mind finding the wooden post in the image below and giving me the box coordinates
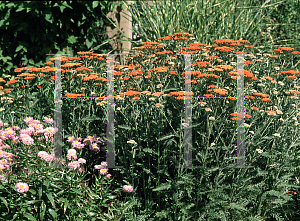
[105,1,170,65]
[106,1,132,65]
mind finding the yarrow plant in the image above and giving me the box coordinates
[0,30,300,220]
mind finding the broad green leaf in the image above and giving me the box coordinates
[46,193,56,209]
[45,14,53,23]
[67,35,77,44]
[48,208,58,219]
[93,2,99,8]
[5,3,15,9]
[16,7,25,12]
[0,197,8,208]
[43,179,50,187]
[23,213,37,221]
[152,183,171,192]
[59,5,66,13]
[86,38,93,49]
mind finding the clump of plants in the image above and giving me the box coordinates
[1,32,300,220]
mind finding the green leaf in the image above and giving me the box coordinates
[23,213,37,221]
[23,200,38,206]
[0,197,8,209]
[40,201,46,221]
[152,183,171,192]
[93,2,99,8]
[59,5,66,13]
[5,3,15,9]
[117,125,131,130]
[28,189,36,195]
[46,193,56,209]
[81,116,101,121]
[157,134,175,142]
[12,214,18,221]
[43,180,50,188]
[16,7,25,12]
[45,14,53,23]
[71,188,83,195]
[86,38,93,49]
[48,208,58,219]
[67,35,77,44]
[38,187,42,200]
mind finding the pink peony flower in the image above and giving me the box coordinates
[67,136,75,143]
[0,150,6,158]
[3,152,16,159]
[123,185,133,192]
[89,143,100,152]
[13,126,20,130]
[4,129,16,139]
[41,153,54,162]
[68,161,80,170]
[72,140,83,149]
[15,182,29,193]
[99,168,108,175]
[0,164,6,171]
[78,158,86,164]
[24,117,33,124]
[106,174,111,178]
[33,120,40,124]
[21,135,34,145]
[0,159,7,164]
[43,117,54,124]
[0,120,3,127]
[66,149,77,160]
[43,127,57,135]
[101,161,108,167]
[38,151,48,157]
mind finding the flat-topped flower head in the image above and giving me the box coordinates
[67,136,75,143]
[100,168,108,175]
[15,182,29,193]
[43,117,54,124]
[67,149,77,160]
[123,185,133,192]
[38,151,48,157]
[41,153,54,162]
[4,128,16,139]
[68,161,80,170]
[72,140,83,149]
[44,127,57,135]
[24,117,33,124]
[101,161,107,167]
[78,158,86,164]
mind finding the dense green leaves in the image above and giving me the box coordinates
[0,1,121,81]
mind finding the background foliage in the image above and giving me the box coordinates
[0,0,122,81]
[122,0,300,55]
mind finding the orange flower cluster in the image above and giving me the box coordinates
[191,61,212,68]
[280,70,300,75]
[64,93,85,98]
[284,189,298,196]
[212,88,228,95]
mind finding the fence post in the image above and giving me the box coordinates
[106,1,132,66]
